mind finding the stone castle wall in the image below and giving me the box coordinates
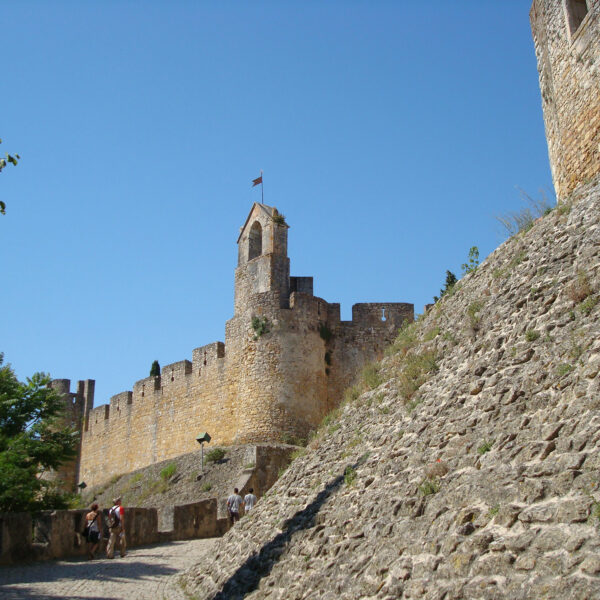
[530,0,600,199]
[62,202,413,489]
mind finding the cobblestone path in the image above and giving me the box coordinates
[0,538,218,600]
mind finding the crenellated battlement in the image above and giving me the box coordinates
[57,202,414,488]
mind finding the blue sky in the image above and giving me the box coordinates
[2,1,551,407]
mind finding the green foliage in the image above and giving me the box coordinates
[149,360,161,377]
[488,505,500,518]
[385,320,418,356]
[201,482,212,492]
[557,363,574,377]
[525,329,540,342]
[466,300,484,330]
[272,209,287,225]
[344,384,361,404]
[290,447,307,461]
[477,439,493,455]
[461,246,480,276]
[344,466,357,486]
[251,316,270,340]
[319,324,333,343]
[0,138,21,216]
[205,447,226,463]
[433,270,458,303]
[362,363,383,390]
[579,295,598,316]
[419,478,440,496]
[0,354,78,512]
[160,463,177,480]
[423,326,440,341]
[398,350,438,402]
[495,189,554,237]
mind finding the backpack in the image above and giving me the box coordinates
[106,506,121,528]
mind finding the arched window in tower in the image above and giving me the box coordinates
[248,221,262,260]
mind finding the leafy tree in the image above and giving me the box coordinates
[0,354,78,512]
[150,360,161,377]
[433,270,458,303]
[0,138,20,215]
[461,246,480,276]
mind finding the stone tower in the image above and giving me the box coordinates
[46,379,95,491]
[234,204,290,314]
[530,0,600,199]
[62,203,414,488]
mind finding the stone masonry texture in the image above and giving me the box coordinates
[59,203,413,489]
[177,176,600,600]
[531,0,600,199]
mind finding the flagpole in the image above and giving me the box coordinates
[261,170,264,203]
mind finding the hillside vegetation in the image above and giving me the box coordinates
[178,179,600,600]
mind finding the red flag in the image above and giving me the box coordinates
[252,175,263,187]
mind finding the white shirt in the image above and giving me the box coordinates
[244,493,257,511]
[227,494,243,512]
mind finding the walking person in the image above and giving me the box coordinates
[243,488,257,513]
[106,497,126,559]
[83,503,102,559]
[226,488,243,526]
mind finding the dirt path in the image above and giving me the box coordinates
[0,537,218,600]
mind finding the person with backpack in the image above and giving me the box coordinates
[83,503,102,559]
[106,497,126,559]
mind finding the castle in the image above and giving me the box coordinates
[54,0,600,493]
[54,203,413,489]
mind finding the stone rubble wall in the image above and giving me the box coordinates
[531,0,600,199]
[0,500,221,565]
[179,177,600,600]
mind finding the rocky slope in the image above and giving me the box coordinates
[177,178,600,600]
[78,445,263,515]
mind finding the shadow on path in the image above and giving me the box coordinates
[209,455,368,600]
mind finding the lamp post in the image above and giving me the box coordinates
[196,432,211,474]
[77,481,87,494]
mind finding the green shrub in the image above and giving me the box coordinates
[467,300,484,330]
[251,316,270,340]
[397,350,438,402]
[477,440,493,455]
[272,210,287,225]
[362,363,383,390]
[344,384,361,404]
[290,448,307,461]
[579,295,598,316]
[344,466,357,486]
[525,329,540,342]
[419,478,440,496]
[386,320,418,356]
[205,448,226,463]
[160,463,177,480]
[201,483,212,492]
[557,363,574,377]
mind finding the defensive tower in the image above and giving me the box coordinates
[56,204,413,489]
[530,0,600,198]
